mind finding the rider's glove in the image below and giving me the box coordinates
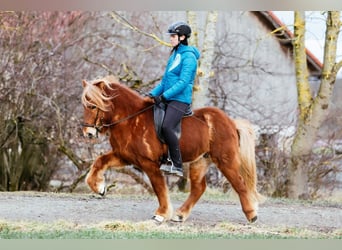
[153,95,165,105]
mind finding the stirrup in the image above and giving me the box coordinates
[169,165,183,177]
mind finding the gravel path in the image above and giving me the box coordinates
[0,192,341,233]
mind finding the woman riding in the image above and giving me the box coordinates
[149,21,200,177]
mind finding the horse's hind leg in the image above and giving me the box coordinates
[172,157,209,222]
[216,156,258,222]
[86,151,125,196]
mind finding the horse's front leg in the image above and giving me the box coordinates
[141,163,173,223]
[86,151,125,196]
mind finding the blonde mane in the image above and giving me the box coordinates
[81,75,118,111]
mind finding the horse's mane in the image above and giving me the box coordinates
[82,75,149,112]
[81,75,119,111]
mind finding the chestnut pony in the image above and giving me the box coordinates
[81,75,263,223]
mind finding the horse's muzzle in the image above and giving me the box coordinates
[83,127,98,139]
[86,132,95,139]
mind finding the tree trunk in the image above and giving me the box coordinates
[288,11,342,198]
[192,11,218,108]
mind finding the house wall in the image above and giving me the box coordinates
[210,11,298,127]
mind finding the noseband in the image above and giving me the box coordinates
[81,106,104,137]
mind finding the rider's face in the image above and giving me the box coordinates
[170,34,179,47]
[170,34,185,47]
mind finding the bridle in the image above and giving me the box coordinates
[81,106,103,136]
[81,104,154,137]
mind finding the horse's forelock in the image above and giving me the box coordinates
[82,79,115,111]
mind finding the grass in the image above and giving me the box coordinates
[0,219,341,239]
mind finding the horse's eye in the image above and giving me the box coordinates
[87,105,97,110]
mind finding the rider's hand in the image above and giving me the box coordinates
[152,95,165,105]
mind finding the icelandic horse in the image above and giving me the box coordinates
[81,75,263,223]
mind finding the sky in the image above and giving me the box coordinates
[273,11,342,78]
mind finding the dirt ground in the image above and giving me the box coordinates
[0,191,341,234]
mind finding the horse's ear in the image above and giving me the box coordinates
[98,81,106,91]
[82,80,88,88]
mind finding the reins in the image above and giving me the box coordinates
[102,104,154,127]
[81,104,154,130]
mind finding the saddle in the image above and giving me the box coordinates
[153,102,192,144]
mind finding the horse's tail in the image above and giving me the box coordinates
[234,119,265,204]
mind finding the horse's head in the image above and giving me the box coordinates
[81,76,116,138]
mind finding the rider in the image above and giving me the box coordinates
[149,21,200,177]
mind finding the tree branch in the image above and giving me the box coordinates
[116,166,154,194]
[110,11,171,47]
[293,11,312,120]
[334,60,342,75]
[58,144,89,171]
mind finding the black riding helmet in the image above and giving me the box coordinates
[167,21,191,38]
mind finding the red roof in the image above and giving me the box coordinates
[252,11,323,77]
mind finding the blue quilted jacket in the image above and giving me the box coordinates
[149,44,200,104]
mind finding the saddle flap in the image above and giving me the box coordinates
[153,103,183,143]
[153,103,166,143]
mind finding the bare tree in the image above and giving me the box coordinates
[289,11,342,198]
[0,11,92,191]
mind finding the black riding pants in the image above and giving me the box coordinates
[161,101,189,168]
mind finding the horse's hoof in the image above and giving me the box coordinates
[98,187,106,196]
[98,183,106,196]
[171,214,184,222]
[151,214,165,224]
[249,215,258,223]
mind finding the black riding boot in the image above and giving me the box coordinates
[159,101,188,178]
[168,146,183,177]
[159,134,184,177]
